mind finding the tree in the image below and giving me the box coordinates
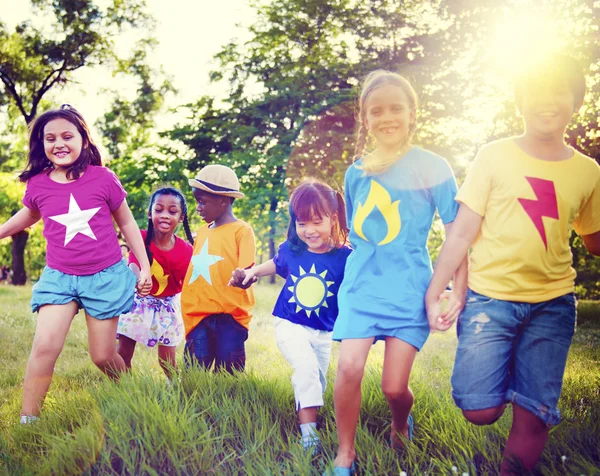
[0,0,152,284]
[169,0,455,273]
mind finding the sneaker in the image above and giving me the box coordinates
[300,435,321,456]
[20,414,39,424]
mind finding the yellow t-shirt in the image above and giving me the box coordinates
[181,220,256,335]
[457,138,600,303]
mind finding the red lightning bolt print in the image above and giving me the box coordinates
[518,177,559,250]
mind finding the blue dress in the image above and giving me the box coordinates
[333,146,459,350]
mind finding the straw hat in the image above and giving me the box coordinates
[188,164,245,198]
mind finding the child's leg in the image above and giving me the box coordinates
[333,338,374,468]
[501,293,576,472]
[117,335,137,369]
[158,345,177,380]
[21,302,79,417]
[184,317,216,370]
[502,404,549,474]
[214,314,248,374]
[382,337,417,446]
[86,313,126,379]
[275,319,330,449]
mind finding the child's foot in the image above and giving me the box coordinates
[389,414,414,449]
[323,461,355,476]
[20,414,40,424]
[300,434,321,456]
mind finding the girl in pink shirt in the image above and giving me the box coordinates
[0,104,151,424]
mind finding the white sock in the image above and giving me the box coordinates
[300,422,318,444]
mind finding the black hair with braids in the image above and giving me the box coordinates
[144,187,194,264]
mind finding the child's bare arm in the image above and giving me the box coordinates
[0,207,41,240]
[425,204,482,331]
[229,259,277,288]
[112,201,152,296]
[582,230,600,256]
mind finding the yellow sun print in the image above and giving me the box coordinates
[287,264,334,317]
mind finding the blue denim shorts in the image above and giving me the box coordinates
[451,289,576,426]
[31,260,137,320]
[184,313,249,374]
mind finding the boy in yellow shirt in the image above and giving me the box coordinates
[426,54,600,473]
[181,164,256,373]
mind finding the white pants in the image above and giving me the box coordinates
[274,318,333,410]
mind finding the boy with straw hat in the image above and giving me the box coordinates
[182,164,256,374]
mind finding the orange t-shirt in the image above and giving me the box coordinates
[181,220,256,335]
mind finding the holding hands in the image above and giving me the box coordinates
[229,267,259,289]
[425,288,466,333]
[137,267,153,297]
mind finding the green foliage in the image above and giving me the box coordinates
[0,285,599,474]
[0,0,151,124]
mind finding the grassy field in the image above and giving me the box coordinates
[0,284,598,475]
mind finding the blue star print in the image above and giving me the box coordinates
[188,238,224,285]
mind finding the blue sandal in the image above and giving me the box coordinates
[323,462,355,476]
[407,414,414,441]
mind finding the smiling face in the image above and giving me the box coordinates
[43,118,84,169]
[295,213,334,253]
[363,83,415,153]
[150,194,184,235]
[518,78,576,140]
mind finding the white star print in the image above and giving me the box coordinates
[49,194,101,246]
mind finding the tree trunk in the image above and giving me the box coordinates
[11,230,29,285]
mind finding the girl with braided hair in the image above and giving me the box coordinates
[117,187,194,381]
[326,70,467,474]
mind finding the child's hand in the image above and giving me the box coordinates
[228,267,258,289]
[137,268,152,297]
[428,289,465,332]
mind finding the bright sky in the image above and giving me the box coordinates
[0,0,255,130]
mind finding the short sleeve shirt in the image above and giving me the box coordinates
[456,138,600,302]
[129,230,194,297]
[273,242,352,331]
[23,166,127,275]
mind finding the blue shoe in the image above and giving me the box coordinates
[300,435,321,457]
[407,414,414,441]
[323,462,355,476]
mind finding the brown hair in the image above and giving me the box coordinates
[287,179,348,253]
[354,70,418,174]
[20,104,102,182]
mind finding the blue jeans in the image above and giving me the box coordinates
[451,289,576,426]
[184,314,249,374]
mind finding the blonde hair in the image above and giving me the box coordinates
[354,70,418,174]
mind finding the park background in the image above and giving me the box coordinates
[0,1,599,474]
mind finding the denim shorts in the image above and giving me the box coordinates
[184,313,249,374]
[31,260,137,320]
[451,289,576,426]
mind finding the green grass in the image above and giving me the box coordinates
[0,284,599,475]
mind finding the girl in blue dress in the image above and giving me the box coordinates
[328,70,468,474]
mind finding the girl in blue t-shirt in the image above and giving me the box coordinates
[230,179,351,454]
[328,70,468,474]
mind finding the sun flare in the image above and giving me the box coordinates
[491,11,561,74]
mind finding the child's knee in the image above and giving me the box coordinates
[462,405,505,425]
[90,350,117,369]
[337,357,366,382]
[31,339,63,362]
[381,383,412,402]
